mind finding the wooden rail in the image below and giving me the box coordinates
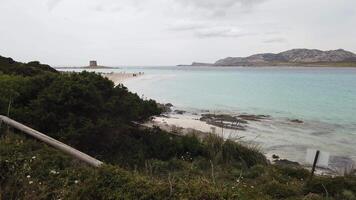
[0,115,103,168]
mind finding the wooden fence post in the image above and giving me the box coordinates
[0,115,103,168]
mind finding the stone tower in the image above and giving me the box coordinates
[89,60,98,67]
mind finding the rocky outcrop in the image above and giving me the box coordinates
[187,49,356,67]
[199,113,270,131]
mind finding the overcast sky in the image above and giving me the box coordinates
[1,0,356,66]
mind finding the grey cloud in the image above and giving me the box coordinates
[168,20,207,31]
[177,0,265,9]
[263,38,287,43]
[176,0,266,16]
[169,20,253,38]
[195,27,252,38]
[47,0,63,11]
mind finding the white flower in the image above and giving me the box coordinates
[74,180,79,184]
[26,175,31,179]
[32,156,36,159]
[50,170,57,174]
[29,181,33,184]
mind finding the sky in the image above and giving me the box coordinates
[0,0,356,66]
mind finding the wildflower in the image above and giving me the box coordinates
[29,181,33,184]
[26,175,31,179]
[50,170,60,174]
[250,186,254,189]
[32,156,36,159]
[74,180,79,184]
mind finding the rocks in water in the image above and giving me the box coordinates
[200,114,248,124]
[289,119,303,124]
[199,113,271,131]
[207,121,247,131]
[200,114,248,131]
[238,114,270,122]
[272,154,280,160]
[174,110,186,115]
[165,103,173,107]
[157,103,173,113]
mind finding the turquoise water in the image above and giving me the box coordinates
[59,66,356,166]
[122,66,356,125]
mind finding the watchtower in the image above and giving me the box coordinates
[89,60,98,67]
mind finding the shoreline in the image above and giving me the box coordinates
[98,68,356,175]
[146,108,356,176]
[103,72,144,84]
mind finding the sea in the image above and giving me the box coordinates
[59,66,356,172]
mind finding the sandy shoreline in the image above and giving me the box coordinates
[103,72,144,84]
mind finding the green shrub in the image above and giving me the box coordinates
[262,180,299,199]
[304,176,356,198]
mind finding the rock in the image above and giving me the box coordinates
[174,110,186,115]
[157,103,173,113]
[200,114,248,131]
[237,114,270,122]
[289,119,303,124]
[165,103,173,107]
[274,159,300,167]
[200,114,248,124]
[272,154,280,159]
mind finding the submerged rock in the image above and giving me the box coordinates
[238,114,270,122]
[289,119,304,124]
[200,114,248,130]
[165,103,173,107]
[157,103,173,113]
[174,110,186,115]
[200,114,248,124]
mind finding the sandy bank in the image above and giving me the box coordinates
[103,72,144,84]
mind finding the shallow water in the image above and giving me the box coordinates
[59,66,356,169]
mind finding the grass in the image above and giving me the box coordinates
[1,129,356,199]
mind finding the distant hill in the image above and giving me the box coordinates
[0,55,57,76]
[183,49,356,67]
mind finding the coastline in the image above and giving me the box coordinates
[145,108,356,176]
[102,67,356,175]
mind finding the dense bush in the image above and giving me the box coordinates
[0,71,166,165]
[0,55,57,76]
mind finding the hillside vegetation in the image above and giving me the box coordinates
[1,55,356,199]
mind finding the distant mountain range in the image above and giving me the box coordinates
[181,49,356,67]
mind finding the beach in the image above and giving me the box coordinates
[103,72,144,84]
